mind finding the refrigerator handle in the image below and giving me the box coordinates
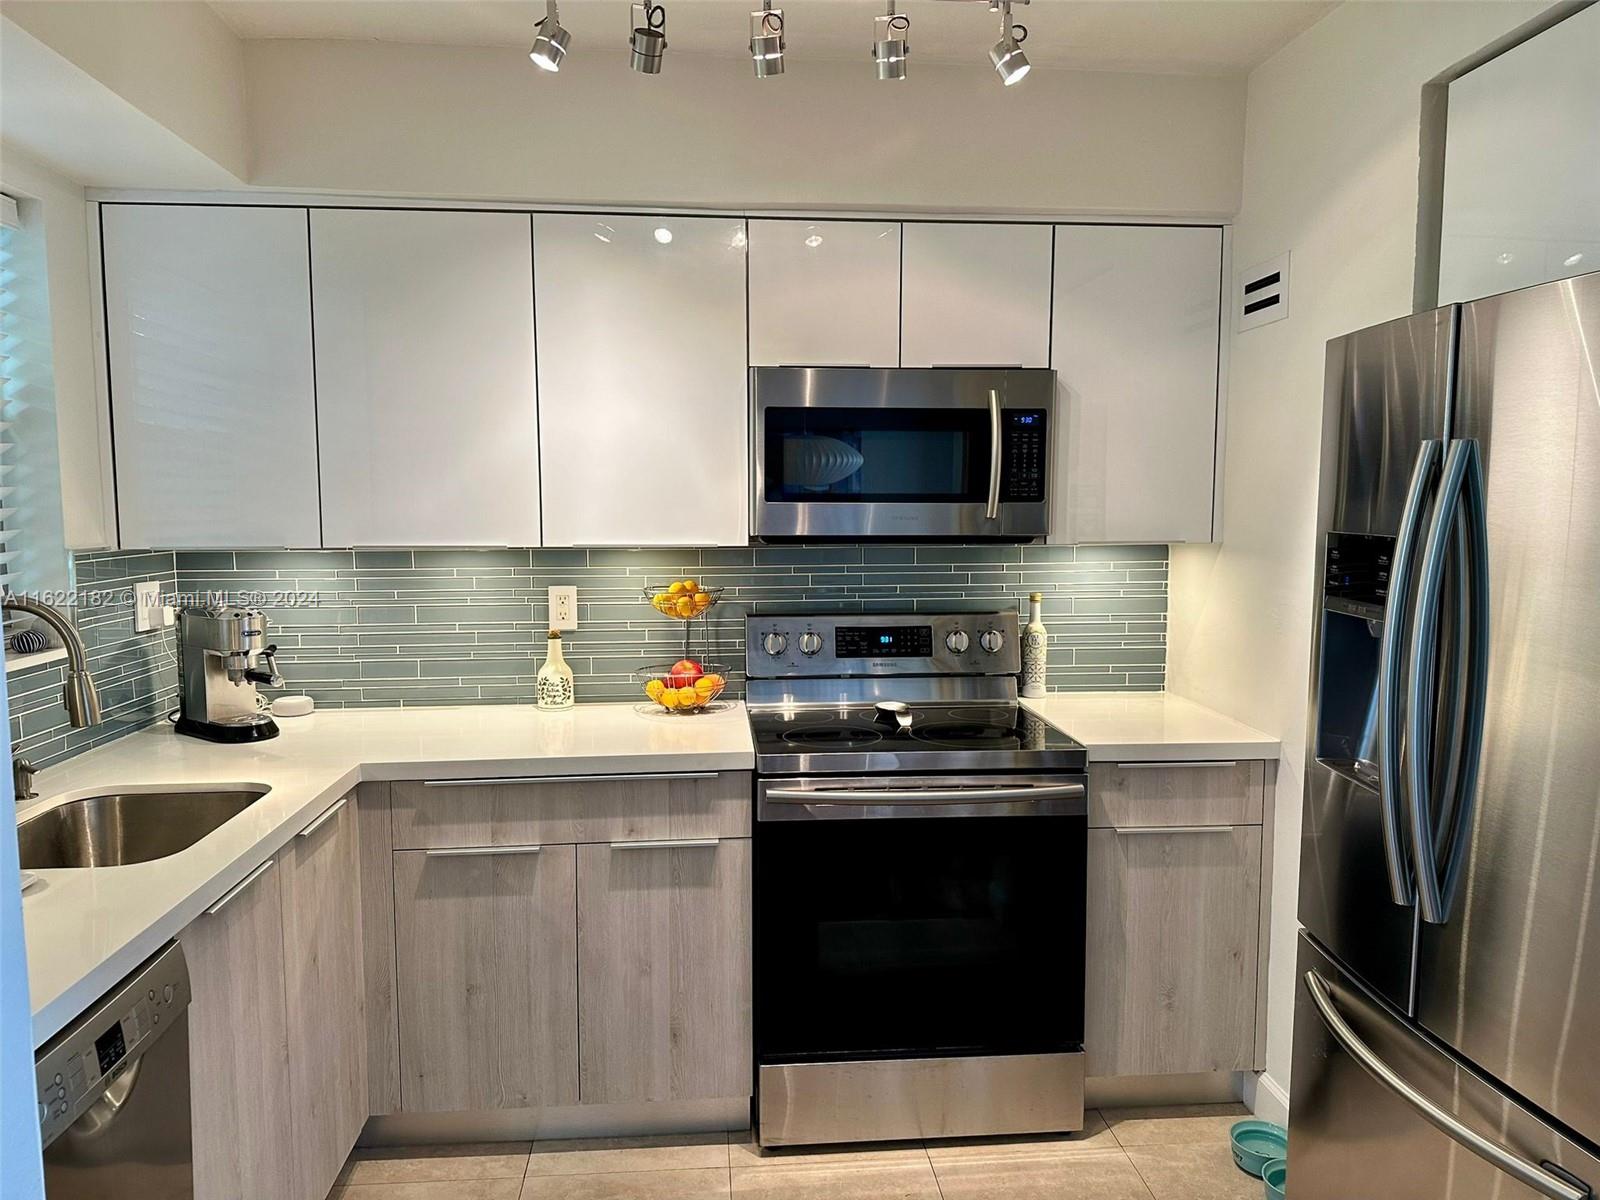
[1406,439,1479,925]
[1304,970,1591,1200]
[1437,440,1491,919]
[1378,439,1441,907]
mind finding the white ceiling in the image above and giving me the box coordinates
[207,0,1336,74]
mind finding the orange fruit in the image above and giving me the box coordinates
[681,579,700,592]
[693,591,712,610]
[675,596,695,617]
[668,581,687,595]
[695,674,721,698]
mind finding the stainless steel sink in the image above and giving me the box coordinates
[17,787,270,869]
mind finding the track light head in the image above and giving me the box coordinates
[873,3,910,80]
[529,0,570,72]
[990,1,1029,85]
[630,1,668,74]
[750,2,785,78]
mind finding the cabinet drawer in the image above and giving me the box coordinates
[391,771,751,849]
[1088,760,1264,828]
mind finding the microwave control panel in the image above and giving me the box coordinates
[1001,410,1048,502]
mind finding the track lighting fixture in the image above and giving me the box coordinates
[630,1,668,74]
[872,1,910,80]
[529,0,570,71]
[750,1,785,78]
[989,0,1030,86]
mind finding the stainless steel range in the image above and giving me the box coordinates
[747,611,1088,1148]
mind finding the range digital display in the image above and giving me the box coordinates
[835,625,934,658]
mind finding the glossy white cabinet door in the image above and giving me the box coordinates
[748,220,900,366]
[1050,225,1222,545]
[101,205,321,549]
[534,214,748,547]
[900,223,1053,368]
[312,209,540,546]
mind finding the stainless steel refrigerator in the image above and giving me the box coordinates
[1292,271,1600,1199]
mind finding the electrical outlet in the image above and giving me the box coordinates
[548,586,578,631]
[133,580,173,632]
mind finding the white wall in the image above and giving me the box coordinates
[0,145,115,551]
[1438,0,1600,303]
[242,38,1245,216]
[2,0,249,180]
[1165,0,1554,1121]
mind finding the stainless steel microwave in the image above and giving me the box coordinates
[751,367,1054,541]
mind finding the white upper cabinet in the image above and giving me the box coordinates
[900,223,1053,368]
[102,205,321,549]
[1050,224,1223,545]
[747,220,901,367]
[311,209,540,547]
[533,214,748,547]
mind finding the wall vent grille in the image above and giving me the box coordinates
[1237,252,1289,331]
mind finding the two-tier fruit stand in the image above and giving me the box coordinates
[636,580,729,713]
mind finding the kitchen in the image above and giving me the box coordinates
[0,2,1594,1199]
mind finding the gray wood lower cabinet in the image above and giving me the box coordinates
[279,795,368,1200]
[183,859,296,1200]
[577,838,752,1104]
[393,844,581,1112]
[1085,824,1262,1077]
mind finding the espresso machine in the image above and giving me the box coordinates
[175,605,285,742]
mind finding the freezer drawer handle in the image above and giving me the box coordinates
[1304,969,1589,1200]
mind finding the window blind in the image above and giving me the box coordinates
[1,193,20,607]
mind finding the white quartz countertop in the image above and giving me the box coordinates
[19,702,755,1048]
[1022,692,1280,762]
[20,690,1276,1048]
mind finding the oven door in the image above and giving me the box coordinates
[751,367,1053,540]
[755,773,1087,1064]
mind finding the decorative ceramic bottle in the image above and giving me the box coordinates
[1021,591,1048,698]
[536,629,575,710]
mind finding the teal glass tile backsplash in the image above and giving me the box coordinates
[7,550,179,768]
[170,543,1167,710]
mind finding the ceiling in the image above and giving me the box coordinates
[207,0,1336,75]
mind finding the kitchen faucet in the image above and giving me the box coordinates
[3,594,101,800]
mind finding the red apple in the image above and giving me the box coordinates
[668,658,704,688]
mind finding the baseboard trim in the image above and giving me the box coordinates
[360,1098,751,1146]
[1086,1071,1243,1109]
[1243,1070,1290,1124]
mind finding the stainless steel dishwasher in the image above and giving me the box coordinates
[35,941,193,1199]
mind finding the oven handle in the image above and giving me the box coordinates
[986,388,1003,521]
[765,783,1085,805]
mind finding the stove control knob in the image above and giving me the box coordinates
[979,629,1005,654]
[799,632,824,657]
[762,632,789,657]
[945,630,970,654]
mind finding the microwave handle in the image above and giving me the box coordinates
[986,389,1002,520]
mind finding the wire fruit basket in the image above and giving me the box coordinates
[638,579,728,714]
[637,662,730,714]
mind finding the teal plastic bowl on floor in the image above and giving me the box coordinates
[1263,1157,1287,1199]
[1230,1120,1288,1177]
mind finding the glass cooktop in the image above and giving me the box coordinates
[749,703,1086,776]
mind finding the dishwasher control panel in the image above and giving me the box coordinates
[35,940,191,1150]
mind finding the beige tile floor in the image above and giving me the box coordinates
[327,1104,1262,1200]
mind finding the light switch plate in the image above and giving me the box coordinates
[133,580,173,632]
[548,586,578,631]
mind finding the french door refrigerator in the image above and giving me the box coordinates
[1292,271,1600,1199]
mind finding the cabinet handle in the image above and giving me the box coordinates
[609,838,720,850]
[423,844,543,857]
[1112,825,1234,836]
[1113,761,1239,769]
[205,859,275,916]
[422,772,719,787]
[297,794,348,839]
